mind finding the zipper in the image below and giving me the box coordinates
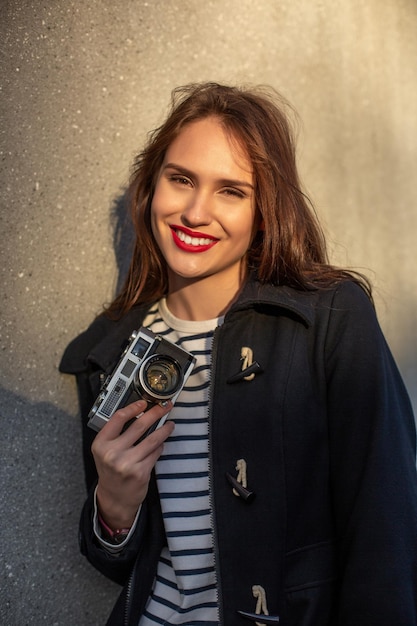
[208,324,224,625]
[124,566,135,626]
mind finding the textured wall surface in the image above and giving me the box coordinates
[1,1,416,624]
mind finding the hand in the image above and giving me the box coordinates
[92,399,174,530]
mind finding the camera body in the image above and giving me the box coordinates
[88,327,196,434]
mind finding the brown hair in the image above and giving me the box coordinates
[107,82,371,316]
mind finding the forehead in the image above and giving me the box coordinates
[164,117,253,179]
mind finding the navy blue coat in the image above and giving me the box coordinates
[60,279,417,625]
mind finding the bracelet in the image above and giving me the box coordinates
[97,512,131,544]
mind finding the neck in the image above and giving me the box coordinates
[166,273,245,321]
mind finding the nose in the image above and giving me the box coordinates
[181,190,212,227]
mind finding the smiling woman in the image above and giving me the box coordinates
[60,82,417,626]
[150,117,258,319]
[108,82,370,316]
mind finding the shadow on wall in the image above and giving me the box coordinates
[0,387,120,626]
[111,190,135,296]
[0,193,135,625]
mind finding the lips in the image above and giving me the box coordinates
[170,225,219,253]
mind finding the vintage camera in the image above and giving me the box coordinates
[88,327,196,435]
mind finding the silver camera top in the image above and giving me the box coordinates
[87,327,196,434]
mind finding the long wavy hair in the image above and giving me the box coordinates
[106,82,371,317]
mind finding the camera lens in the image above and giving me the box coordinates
[139,355,182,399]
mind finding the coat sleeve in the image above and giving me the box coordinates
[78,485,150,585]
[59,306,147,489]
[59,314,115,490]
[325,282,417,625]
[60,308,165,591]
[78,469,165,589]
[60,315,141,584]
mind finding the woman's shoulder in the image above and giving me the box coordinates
[320,280,377,329]
[59,304,151,375]
[304,279,376,331]
[241,277,374,323]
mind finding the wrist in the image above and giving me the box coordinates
[97,511,131,545]
[96,485,139,530]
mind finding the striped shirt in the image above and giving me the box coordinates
[139,298,223,626]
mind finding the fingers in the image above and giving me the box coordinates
[99,399,147,437]
[98,399,173,446]
[91,399,175,525]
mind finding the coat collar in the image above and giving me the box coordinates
[227,278,315,328]
[90,280,315,370]
[61,278,316,375]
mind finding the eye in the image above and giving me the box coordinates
[168,174,192,187]
[222,187,247,199]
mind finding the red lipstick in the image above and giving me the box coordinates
[170,225,218,253]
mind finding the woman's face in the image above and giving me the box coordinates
[151,117,257,293]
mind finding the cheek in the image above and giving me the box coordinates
[237,212,258,246]
[151,184,181,221]
[150,179,168,212]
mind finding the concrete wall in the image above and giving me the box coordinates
[1,1,416,623]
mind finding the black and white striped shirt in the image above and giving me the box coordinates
[139,298,223,625]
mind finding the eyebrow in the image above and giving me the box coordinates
[163,162,254,190]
